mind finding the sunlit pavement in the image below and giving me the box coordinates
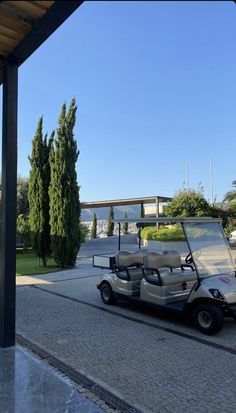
[15,236,236,413]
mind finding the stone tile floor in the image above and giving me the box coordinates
[0,346,106,413]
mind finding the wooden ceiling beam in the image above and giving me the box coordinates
[0,10,30,34]
[0,24,24,40]
[5,1,47,19]
[27,1,55,12]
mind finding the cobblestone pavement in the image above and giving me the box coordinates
[16,238,236,413]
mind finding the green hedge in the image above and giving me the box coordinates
[141,224,224,242]
[141,225,185,242]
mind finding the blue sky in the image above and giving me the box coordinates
[6,1,236,202]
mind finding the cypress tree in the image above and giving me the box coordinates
[49,98,80,267]
[107,206,114,237]
[28,117,51,266]
[17,176,29,216]
[44,130,54,255]
[91,213,97,239]
[122,212,128,235]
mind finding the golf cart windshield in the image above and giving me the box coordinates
[183,222,235,278]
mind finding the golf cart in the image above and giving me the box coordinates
[94,217,236,335]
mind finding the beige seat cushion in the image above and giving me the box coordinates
[116,268,144,281]
[160,269,196,285]
[181,269,197,282]
[144,251,197,286]
[128,268,144,281]
[143,252,163,269]
[163,250,182,268]
[144,251,181,269]
[116,250,147,267]
[160,270,185,285]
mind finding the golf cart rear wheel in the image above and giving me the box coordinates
[193,303,224,335]
[100,282,116,305]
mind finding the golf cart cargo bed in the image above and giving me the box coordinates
[93,254,116,269]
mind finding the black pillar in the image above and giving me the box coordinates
[0,63,18,347]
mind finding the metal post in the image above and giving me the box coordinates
[0,63,18,347]
[118,222,121,251]
[140,203,144,218]
[156,197,159,229]
[140,203,144,248]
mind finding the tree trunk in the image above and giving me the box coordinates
[42,256,47,267]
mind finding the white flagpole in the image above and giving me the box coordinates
[186,160,189,190]
[210,155,214,205]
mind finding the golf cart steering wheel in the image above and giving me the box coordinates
[185,252,193,264]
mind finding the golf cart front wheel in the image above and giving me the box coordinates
[193,303,224,335]
[100,282,116,305]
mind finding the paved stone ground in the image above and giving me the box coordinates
[16,237,236,413]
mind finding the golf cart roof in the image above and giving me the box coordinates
[113,217,222,224]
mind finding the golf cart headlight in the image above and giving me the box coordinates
[209,289,224,300]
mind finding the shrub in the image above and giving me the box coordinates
[79,222,90,243]
[224,218,236,238]
[17,214,30,249]
[164,187,211,217]
[141,225,185,242]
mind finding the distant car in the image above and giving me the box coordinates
[95,217,236,335]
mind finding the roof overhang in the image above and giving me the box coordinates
[0,0,84,85]
[80,196,172,209]
[113,217,222,224]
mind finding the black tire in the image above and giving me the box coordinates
[193,303,224,335]
[100,282,116,305]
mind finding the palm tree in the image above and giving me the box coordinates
[224,180,236,203]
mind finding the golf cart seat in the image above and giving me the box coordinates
[144,251,181,270]
[114,250,146,281]
[115,250,146,267]
[162,250,197,282]
[162,250,182,269]
[144,251,196,286]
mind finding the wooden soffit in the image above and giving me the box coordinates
[0,1,83,84]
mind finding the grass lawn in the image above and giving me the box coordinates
[16,251,60,276]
